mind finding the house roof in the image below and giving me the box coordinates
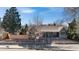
[36,25,64,32]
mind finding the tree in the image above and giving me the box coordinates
[67,18,77,40]
[33,13,43,26]
[25,24,28,31]
[64,7,79,22]
[2,7,21,34]
[64,8,79,40]
[19,28,26,35]
[19,24,28,35]
[0,18,1,27]
[28,25,37,39]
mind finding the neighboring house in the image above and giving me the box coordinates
[9,35,30,41]
[0,28,5,36]
[35,24,67,39]
[0,28,6,40]
[76,20,79,35]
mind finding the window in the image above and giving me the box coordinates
[61,31,65,35]
[43,32,59,38]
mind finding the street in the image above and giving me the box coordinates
[0,39,78,51]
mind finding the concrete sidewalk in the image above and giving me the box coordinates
[51,43,79,51]
[0,45,23,49]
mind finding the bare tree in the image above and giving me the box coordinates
[32,13,43,26]
[64,7,79,22]
[64,7,79,40]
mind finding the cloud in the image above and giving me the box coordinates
[20,8,35,14]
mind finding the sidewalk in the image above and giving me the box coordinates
[0,45,23,49]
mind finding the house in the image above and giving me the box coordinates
[75,19,79,35]
[0,28,5,35]
[35,24,67,39]
[9,35,30,41]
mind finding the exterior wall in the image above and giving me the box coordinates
[42,32,60,39]
[41,28,67,39]
[75,22,79,36]
[39,31,67,39]
[76,21,79,34]
[0,29,5,36]
[59,30,67,39]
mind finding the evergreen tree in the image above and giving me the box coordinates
[25,24,28,31]
[67,18,77,40]
[2,7,21,34]
[19,24,28,35]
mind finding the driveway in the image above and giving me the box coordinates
[50,39,79,51]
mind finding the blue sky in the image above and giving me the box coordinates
[0,7,65,25]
